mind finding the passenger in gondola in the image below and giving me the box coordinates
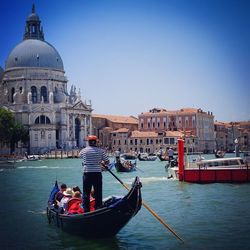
[67,191,84,214]
[55,183,67,203]
[73,186,82,196]
[59,188,73,212]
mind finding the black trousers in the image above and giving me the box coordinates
[82,172,102,212]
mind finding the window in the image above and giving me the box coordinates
[31,86,37,103]
[41,115,45,124]
[164,138,169,144]
[11,88,15,103]
[41,130,45,139]
[41,86,48,102]
[35,115,51,124]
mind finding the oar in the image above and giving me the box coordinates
[134,166,144,173]
[106,168,185,243]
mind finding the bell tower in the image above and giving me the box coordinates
[23,4,44,41]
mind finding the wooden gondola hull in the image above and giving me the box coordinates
[115,161,136,172]
[158,155,169,161]
[47,177,142,238]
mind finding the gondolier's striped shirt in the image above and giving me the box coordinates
[79,146,109,173]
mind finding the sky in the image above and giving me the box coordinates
[0,0,249,122]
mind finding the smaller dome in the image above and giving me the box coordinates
[54,91,66,103]
[27,13,40,21]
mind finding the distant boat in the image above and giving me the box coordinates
[138,153,157,161]
[158,154,169,161]
[120,153,137,160]
[167,157,250,183]
[115,154,137,172]
[24,154,40,161]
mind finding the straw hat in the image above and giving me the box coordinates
[63,188,73,196]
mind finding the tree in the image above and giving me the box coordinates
[0,107,15,143]
[0,107,29,151]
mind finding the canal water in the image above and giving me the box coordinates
[0,155,249,250]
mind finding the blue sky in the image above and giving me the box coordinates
[0,0,249,122]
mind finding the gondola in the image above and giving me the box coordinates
[138,153,157,161]
[114,156,136,172]
[47,177,142,238]
[158,154,169,161]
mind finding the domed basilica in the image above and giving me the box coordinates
[0,5,92,154]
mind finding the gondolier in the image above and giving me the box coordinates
[79,135,109,212]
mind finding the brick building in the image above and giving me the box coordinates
[92,114,138,150]
[138,108,215,153]
[214,121,250,152]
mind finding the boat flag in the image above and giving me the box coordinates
[48,180,60,204]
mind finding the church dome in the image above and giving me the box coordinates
[5,39,64,71]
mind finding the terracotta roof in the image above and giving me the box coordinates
[92,114,138,124]
[111,128,129,133]
[214,121,227,126]
[130,130,158,138]
[102,127,113,131]
[164,131,183,137]
[139,107,213,116]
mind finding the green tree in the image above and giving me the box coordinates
[0,107,29,148]
[0,107,15,142]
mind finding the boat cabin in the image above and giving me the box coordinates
[196,157,245,169]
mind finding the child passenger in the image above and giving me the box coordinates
[59,188,73,212]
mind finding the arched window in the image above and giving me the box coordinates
[41,86,48,102]
[11,88,15,103]
[75,118,80,148]
[35,115,51,124]
[31,86,37,103]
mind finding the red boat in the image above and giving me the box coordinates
[168,139,250,183]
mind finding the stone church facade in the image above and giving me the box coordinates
[0,5,92,154]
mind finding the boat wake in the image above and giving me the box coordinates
[27,210,47,215]
[125,176,171,185]
[17,166,59,169]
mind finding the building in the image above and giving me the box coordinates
[0,5,92,154]
[214,121,250,152]
[92,114,138,150]
[138,107,215,153]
